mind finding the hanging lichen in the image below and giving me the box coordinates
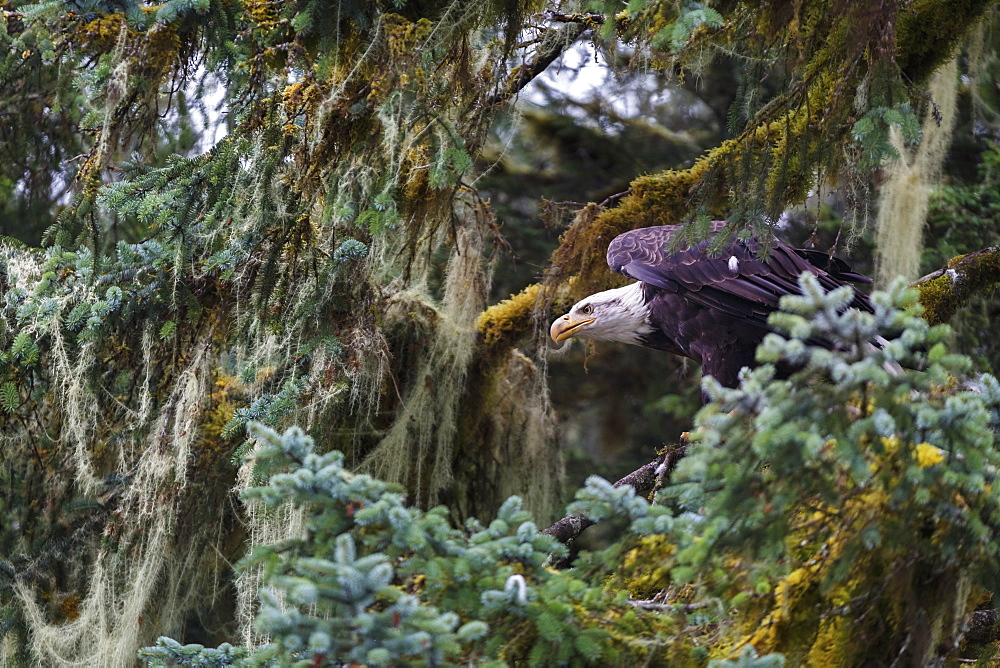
[233,469,307,651]
[0,0,587,662]
[361,215,491,506]
[876,58,961,286]
[8,330,231,666]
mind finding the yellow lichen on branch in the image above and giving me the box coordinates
[75,13,129,49]
[476,283,543,347]
[280,79,329,136]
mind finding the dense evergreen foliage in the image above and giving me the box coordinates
[1,0,999,664]
[142,281,1000,665]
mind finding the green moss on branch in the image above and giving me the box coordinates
[913,247,1000,324]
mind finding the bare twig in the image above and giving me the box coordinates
[599,189,631,207]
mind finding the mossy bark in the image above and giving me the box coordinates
[912,247,1000,325]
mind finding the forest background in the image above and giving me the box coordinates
[3,0,1000,665]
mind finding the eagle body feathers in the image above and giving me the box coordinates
[550,221,873,388]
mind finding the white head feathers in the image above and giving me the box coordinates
[554,282,653,345]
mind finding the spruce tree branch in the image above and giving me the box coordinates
[528,248,1000,552]
[533,245,1000,549]
[542,439,689,547]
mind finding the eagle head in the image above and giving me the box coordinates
[550,282,653,346]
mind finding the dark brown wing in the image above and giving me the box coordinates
[791,249,873,284]
[606,223,872,329]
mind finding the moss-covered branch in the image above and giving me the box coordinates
[476,283,544,348]
[912,246,1000,324]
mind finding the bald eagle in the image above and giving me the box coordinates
[549,221,874,388]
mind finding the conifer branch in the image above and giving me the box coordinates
[531,242,1000,551]
[542,439,688,547]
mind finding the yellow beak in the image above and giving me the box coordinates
[550,314,595,342]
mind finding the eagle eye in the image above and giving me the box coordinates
[580,304,593,315]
